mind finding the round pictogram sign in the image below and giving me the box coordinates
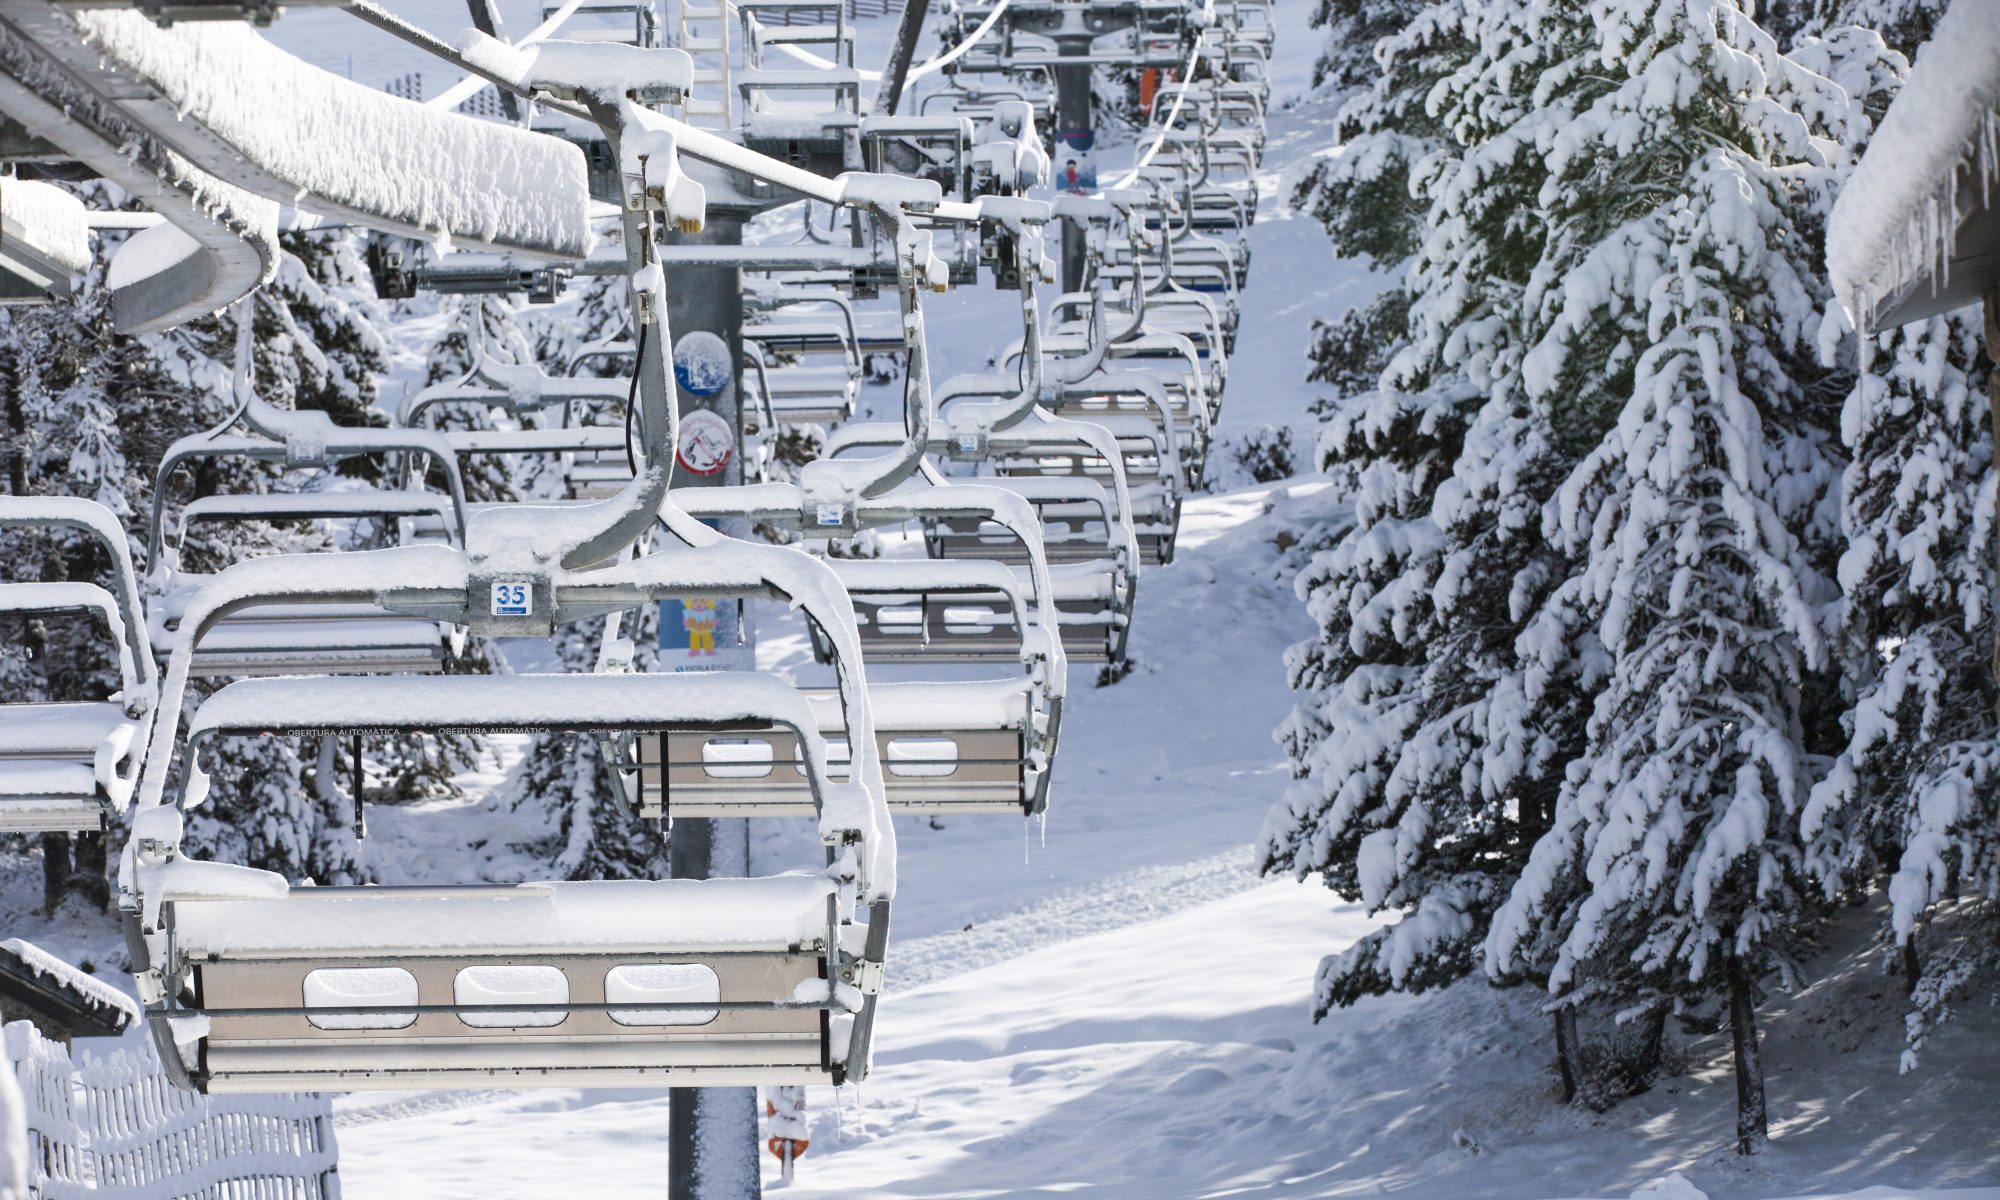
[673,331,733,399]
[676,407,736,477]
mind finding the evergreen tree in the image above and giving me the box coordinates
[421,293,533,505]
[0,283,130,912]
[1794,3,1998,1068]
[1482,0,1863,1151]
[502,608,668,881]
[1267,0,1601,1020]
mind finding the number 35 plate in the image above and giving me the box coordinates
[491,579,533,617]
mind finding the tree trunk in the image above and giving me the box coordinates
[1902,935,1922,998]
[1727,957,1768,1155]
[1635,1003,1669,1083]
[3,345,25,496]
[1553,1004,1584,1105]
[1988,288,1999,734]
[69,831,109,912]
[39,833,70,916]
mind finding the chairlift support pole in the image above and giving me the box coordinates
[664,208,763,1200]
[1054,36,1092,293]
[872,0,932,116]
[461,0,523,121]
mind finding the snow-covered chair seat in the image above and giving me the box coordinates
[150,493,466,677]
[0,700,142,833]
[1109,231,1249,290]
[1034,328,1211,428]
[131,670,887,1092]
[1042,372,1206,490]
[1102,251,1239,299]
[814,556,1041,659]
[745,362,860,427]
[751,308,906,358]
[1052,286,1235,360]
[146,868,844,1092]
[743,316,860,365]
[645,674,1056,817]
[0,496,157,832]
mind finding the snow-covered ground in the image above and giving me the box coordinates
[2,2,1995,1198]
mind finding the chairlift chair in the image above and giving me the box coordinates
[0,496,157,833]
[120,53,949,1094]
[126,659,888,1091]
[149,492,469,677]
[145,335,476,678]
[401,354,647,502]
[642,555,1062,816]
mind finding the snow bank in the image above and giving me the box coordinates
[1827,0,2000,328]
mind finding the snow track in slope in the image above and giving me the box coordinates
[887,843,1263,992]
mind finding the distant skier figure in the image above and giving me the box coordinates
[682,597,719,656]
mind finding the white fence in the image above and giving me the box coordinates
[3,1023,340,1200]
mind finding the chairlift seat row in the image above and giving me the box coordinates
[633,675,1056,817]
[826,548,1133,666]
[0,496,157,833]
[0,586,147,832]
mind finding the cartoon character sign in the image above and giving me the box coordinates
[682,597,719,656]
[1061,156,1097,194]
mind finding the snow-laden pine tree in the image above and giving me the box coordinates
[501,609,669,881]
[1481,0,1866,1151]
[1791,5,1999,1069]
[487,271,667,881]
[1308,0,1444,94]
[422,293,533,504]
[1267,0,1604,1022]
[0,277,131,912]
[1292,0,1468,270]
[1801,0,1950,58]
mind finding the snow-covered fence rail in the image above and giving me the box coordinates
[3,1022,340,1199]
[5,1023,87,1200]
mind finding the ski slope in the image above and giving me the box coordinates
[334,2,1998,1195]
[0,1,1992,1197]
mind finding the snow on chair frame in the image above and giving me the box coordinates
[631,557,1061,818]
[0,496,157,833]
[122,669,881,1093]
[0,2,594,332]
[146,328,474,678]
